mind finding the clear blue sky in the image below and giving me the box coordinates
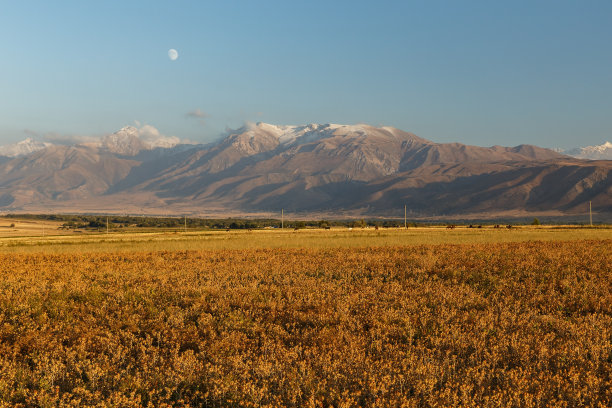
[1,0,611,148]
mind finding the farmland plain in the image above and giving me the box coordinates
[0,222,610,406]
[0,220,610,254]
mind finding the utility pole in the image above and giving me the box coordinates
[106,217,109,234]
[184,216,187,233]
[404,205,407,229]
[281,209,284,229]
[589,201,593,226]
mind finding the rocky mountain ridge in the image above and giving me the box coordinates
[0,123,609,216]
[0,138,53,158]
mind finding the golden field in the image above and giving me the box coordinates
[1,222,611,253]
[0,226,610,406]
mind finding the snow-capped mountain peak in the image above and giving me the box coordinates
[100,125,182,155]
[101,126,146,155]
[559,141,612,160]
[595,141,612,151]
[0,125,186,158]
[0,138,53,157]
[244,122,374,146]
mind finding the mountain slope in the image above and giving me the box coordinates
[362,160,611,214]
[0,123,608,217]
[129,123,569,206]
[0,145,139,207]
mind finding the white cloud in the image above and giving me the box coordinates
[137,125,182,148]
[39,124,193,149]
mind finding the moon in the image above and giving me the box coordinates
[168,49,178,61]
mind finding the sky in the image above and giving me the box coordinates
[0,0,611,149]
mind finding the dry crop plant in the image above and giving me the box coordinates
[0,240,610,407]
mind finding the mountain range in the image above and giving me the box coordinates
[0,123,610,218]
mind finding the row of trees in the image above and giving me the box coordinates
[2,214,428,230]
[2,213,555,230]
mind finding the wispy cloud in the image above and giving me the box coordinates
[186,108,209,126]
[42,132,100,145]
[23,129,40,138]
[186,108,208,119]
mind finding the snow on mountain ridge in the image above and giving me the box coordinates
[246,122,377,145]
[590,141,612,151]
[100,125,183,155]
[558,141,612,160]
[101,126,145,155]
[0,138,53,157]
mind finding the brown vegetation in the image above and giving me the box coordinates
[0,240,610,406]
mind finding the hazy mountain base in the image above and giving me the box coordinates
[3,197,610,224]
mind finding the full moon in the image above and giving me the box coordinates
[168,49,178,61]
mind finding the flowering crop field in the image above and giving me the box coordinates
[0,239,610,406]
